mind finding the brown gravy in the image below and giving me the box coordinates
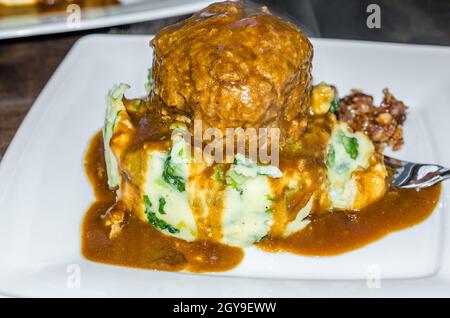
[258,185,440,255]
[82,131,243,273]
[82,130,441,272]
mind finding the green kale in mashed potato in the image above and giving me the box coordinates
[144,195,179,234]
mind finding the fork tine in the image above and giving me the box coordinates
[383,155,448,189]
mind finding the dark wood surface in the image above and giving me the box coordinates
[0,0,449,161]
[0,34,79,159]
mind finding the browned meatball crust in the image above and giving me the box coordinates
[150,1,313,141]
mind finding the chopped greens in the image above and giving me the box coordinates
[112,110,121,131]
[338,132,359,159]
[214,164,225,184]
[144,195,179,234]
[131,99,143,110]
[147,68,153,85]
[162,156,186,192]
[143,195,152,209]
[145,67,154,92]
[232,154,282,178]
[158,197,166,214]
[226,170,245,195]
[327,146,336,167]
[147,211,179,234]
[226,174,243,195]
[225,154,282,195]
[329,96,340,113]
[265,194,274,201]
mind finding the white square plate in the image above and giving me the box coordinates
[0,35,449,297]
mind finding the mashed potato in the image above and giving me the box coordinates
[104,84,388,246]
[327,122,387,210]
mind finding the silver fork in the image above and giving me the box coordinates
[384,155,450,189]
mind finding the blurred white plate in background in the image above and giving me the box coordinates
[0,0,216,40]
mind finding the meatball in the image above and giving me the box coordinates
[150,1,313,141]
